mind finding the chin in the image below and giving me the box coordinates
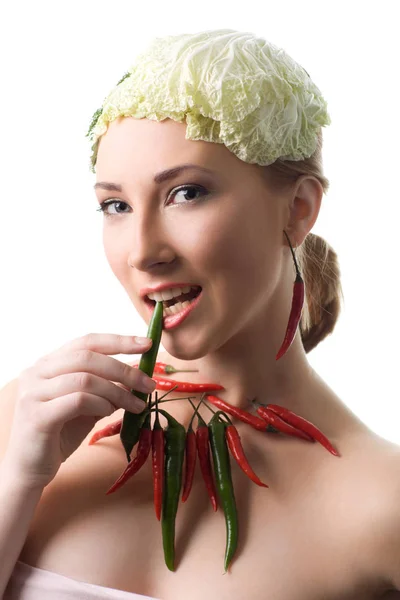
[162,335,210,363]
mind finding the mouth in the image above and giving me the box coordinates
[144,285,202,317]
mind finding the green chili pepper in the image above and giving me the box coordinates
[208,411,238,573]
[158,408,186,571]
[122,408,150,463]
[120,301,163,461]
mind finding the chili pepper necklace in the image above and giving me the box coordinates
[90,293,341,573]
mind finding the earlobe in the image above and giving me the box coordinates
[285,175,323,247]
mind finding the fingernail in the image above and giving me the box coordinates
[141,376,157,393]
[133,397,147,410]
[135,336,152,345]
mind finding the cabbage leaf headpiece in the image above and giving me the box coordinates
[86,29,331,173]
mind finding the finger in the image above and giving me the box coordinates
[37,373,148,413]
[66,333,153,354]
[38,392,124,432]
[35,347,156,394]
[39,333,153,364]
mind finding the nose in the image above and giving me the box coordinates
[127,209,176,271]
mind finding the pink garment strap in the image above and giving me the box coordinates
[4,561,159,600]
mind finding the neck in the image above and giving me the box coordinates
[193,333,313,410]
[159,329,366,442]
[156,274,366,439]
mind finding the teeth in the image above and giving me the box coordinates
[147,285,196,302]
[163,300,191,316]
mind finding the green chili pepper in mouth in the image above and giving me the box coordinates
[120,301,164,462]
[208,411,239,573]
[159,408,186,571]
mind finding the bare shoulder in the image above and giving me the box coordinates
[0,377,19,414]
[0,377,19,461]
[378,440,400,594]
[357,434,400,596]
[0,377,19,399]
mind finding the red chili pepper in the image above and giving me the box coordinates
[181,429,197,502]
[106,413,152,495]
[88,418,122,445]
[152,406,164,520]
[181,399,204,503]
[196,413,218,511]
[151,375,225,393]
[132,361,199,375]
[267,404,340,457]
[256,406,314,442]
[225,425,269,488]
[276,272,304,361]
[276,232,305,361]
[206,395,273,432]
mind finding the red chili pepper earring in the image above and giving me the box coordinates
[275,230,305,360]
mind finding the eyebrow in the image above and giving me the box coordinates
[94,164,216,192]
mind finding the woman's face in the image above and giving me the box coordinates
[95,116,289,359]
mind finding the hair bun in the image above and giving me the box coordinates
[299,233,344,353]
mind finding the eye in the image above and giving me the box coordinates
[96,200,130,217]
[167,185,209,205]
[96,185,210,218]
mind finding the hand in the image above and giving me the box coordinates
[3,334,156,490]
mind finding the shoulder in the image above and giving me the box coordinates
[0,377,19,415]
[360,438,400,594]
[0,377,19,461]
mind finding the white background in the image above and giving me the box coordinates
[1,1,399,441]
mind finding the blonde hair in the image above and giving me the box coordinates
[265,129,344,353]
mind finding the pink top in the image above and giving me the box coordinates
[4,561,159,600]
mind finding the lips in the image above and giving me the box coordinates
[139,282,202,300]
[145,286,202,308]
[144,288,203,330]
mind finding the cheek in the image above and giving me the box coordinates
[202,208,282,311]
[201,206,278,275]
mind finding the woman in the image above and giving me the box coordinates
[1,29,400,600]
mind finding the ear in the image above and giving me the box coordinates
[285,175,323,247]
